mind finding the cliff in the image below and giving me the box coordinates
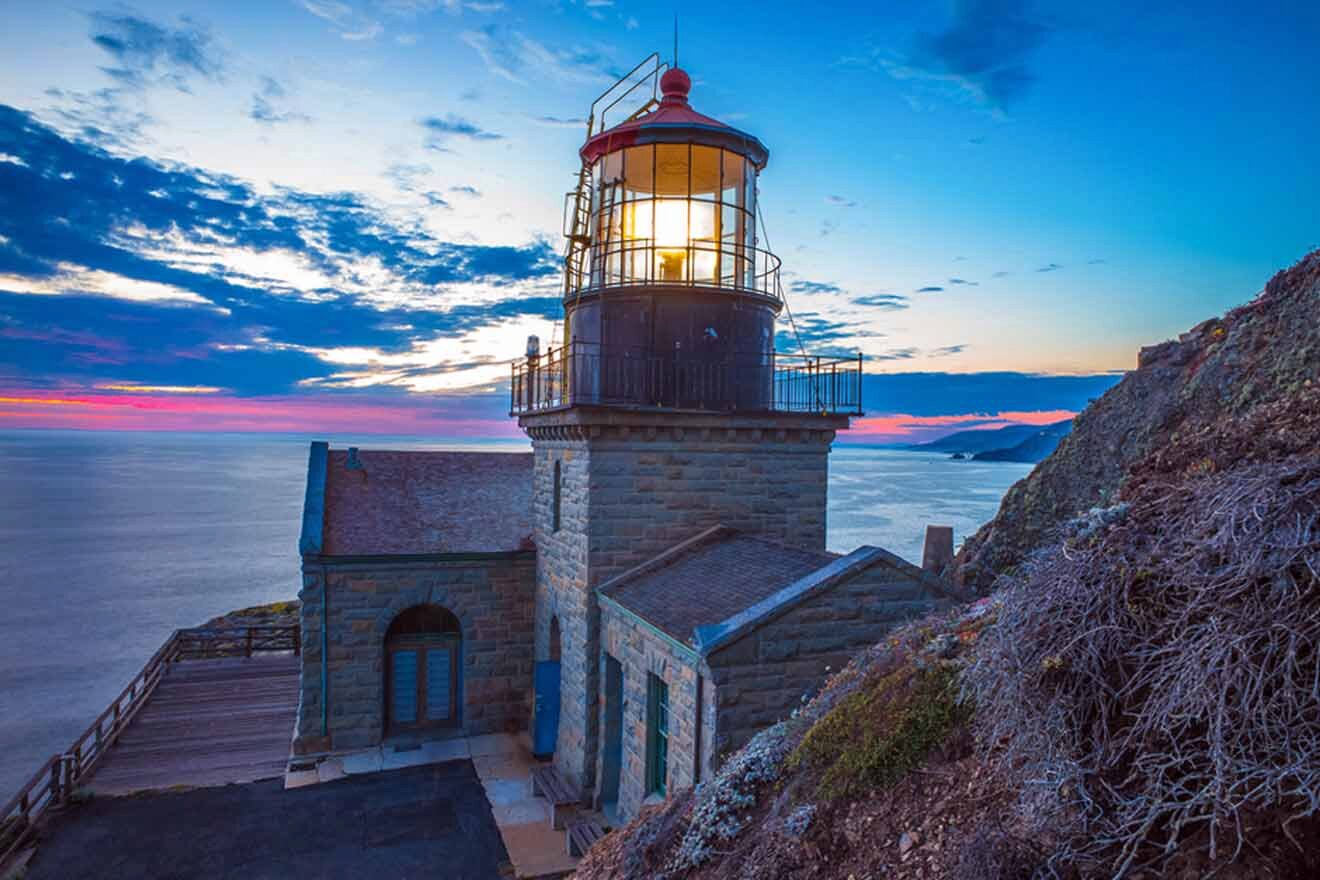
[573,249,1320,880]
[954,249,1320,591]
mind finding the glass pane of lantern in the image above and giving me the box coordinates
[691,248,717,284]
[623,199,652,241]
[744,161,757,245]
[655,144,689,196]
[624,145,653,200]
[602,149,623,184]
[654,199,688,249]
[690,201,716,242]
[690,146,720,200]
[721,151,743,207]
[721,203,741,286]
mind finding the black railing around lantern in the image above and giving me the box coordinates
[567,238,782,301]
[510,342,863,416]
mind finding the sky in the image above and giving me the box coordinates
[0,0,1316,442]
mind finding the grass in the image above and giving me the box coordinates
[786,660,973,800]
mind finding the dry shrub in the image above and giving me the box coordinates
[964,460,1320,876]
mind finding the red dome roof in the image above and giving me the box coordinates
[580,67,769,169]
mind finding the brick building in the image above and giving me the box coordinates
[292,62,959,841]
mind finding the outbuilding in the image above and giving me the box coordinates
[594,525,954,822]
[293,442,536,754]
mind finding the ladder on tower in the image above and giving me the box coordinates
[558,51,668,350]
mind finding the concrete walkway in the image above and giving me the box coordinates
[287,733,578,879]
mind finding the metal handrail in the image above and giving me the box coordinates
[568,239,782,300]
[0,623,300,869]
[511,342,863,417]
[589,52,667,137]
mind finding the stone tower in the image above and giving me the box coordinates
[512,64,862,793]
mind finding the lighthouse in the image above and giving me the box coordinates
[512,58,863,798]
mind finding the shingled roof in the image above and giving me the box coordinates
[299,442,533,556]
[597,527,840,647]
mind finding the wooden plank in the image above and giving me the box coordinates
[84,655,299,796]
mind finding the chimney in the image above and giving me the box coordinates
[346,447,363,470]
[922,525,954,575]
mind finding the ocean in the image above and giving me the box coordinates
[0,430,1031,795]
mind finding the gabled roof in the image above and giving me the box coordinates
[597,525,966,657]
[299,442,534,557]
[597,526,839,649]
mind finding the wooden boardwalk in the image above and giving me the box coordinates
[86,654,299,795]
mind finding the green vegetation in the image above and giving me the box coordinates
[787,660,972,799]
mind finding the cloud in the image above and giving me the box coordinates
[449,185,481,197]
[88,10,224,92]
[852,0,1050,114]
[297,0,382,41]
[789,279,842,296]
[948,277,978,286]
[825,194,857,207]
[915,285,944,293]
[378,0,504,15]
[873,347,919,361]
[460,26,612,86]
[776,311,883,355]
[1037,262,1062,272]
[0,105,561,396]
[250,76,311,125]
[991,270,1011,278]
[930,344,968,357]
[530,114,588,128]
[853,293,909,311]
[421,114,503,148]
[1087,258,1107,264]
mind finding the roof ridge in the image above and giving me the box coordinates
[596,524,737,597]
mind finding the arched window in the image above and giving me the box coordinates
[385,605,461,732]
[552,459,562,533]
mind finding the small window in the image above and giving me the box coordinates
[552,460,562,533]
[646,674,669,796]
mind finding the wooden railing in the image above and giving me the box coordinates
[0,624,299,868]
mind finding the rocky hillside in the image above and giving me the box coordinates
[574,249,1320,879]
[954,249,1320,592]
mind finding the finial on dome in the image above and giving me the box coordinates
[660,67,691,106]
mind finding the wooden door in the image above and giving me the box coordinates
[388,636,458,730]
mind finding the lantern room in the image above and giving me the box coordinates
[569,67,772,295]
[512,55,863,418]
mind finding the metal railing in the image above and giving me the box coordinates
[0,624,299,868]
[511,342,863,416]
[567,239,782,301]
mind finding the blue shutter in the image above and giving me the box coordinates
[392,650,418,724]
[425,648,453,721]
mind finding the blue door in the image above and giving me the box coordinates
[533,660,560,758]
[391,649,419,725]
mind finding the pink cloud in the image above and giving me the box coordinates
[847,409,1077,444]
[0,387,520,437]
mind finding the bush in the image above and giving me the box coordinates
[964,461,1320,875]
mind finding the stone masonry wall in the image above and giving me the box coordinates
[531,439,597,791]
[598,602,700,822]
[706,558,947,763]
[525,414,839,798]
[294,553,535,753]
